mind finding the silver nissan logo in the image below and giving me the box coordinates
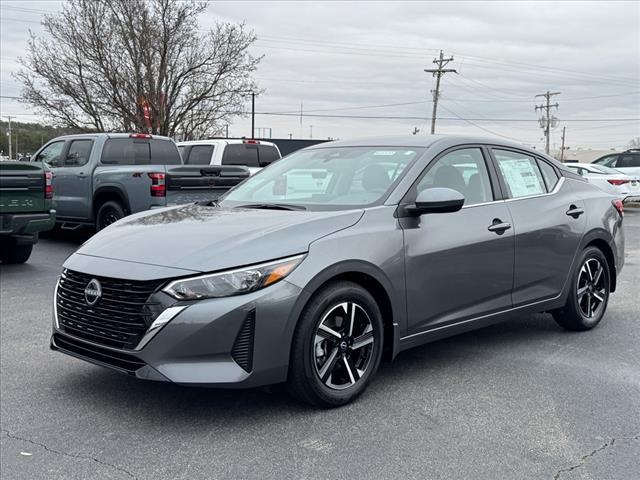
[84,279,102,306]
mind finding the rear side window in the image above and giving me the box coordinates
[101,138,180,165]
[493,149,546,198]
[221,144,259,167]
[257,145,280,166]
[64,139,93,167]
[536,159,559,191]
[594,154,618,167]
[185,145,214,165]
[619,154,640,168]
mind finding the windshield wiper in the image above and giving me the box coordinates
[235,203,307,211]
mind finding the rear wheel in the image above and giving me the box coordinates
[96,200,125,231]
[553,246,610,331]
[287,281,384,407]
[0,238,33,264]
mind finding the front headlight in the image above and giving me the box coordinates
[162,254,305,300]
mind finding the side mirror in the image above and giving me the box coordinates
[408,187,464,215]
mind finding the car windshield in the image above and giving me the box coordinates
[219,146,422,210]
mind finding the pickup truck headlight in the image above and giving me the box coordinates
[163,254,305,300]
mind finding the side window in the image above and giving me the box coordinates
[415,147,494,206]
[493,149,546,198]
[185,145,214,165]
[619,154,640,168]
[257,145,280,166]
[221,144,259,167]
[536,158,559,191]
[34,141,65,167]
[595,154,618,167]
[64,140,93,167]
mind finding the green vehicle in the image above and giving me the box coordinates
[0,161,56,263]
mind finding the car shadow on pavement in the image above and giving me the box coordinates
[53,312,571,424]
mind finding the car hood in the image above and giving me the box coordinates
[73,204,364,273]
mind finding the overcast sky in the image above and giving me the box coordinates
[1,0,639,151]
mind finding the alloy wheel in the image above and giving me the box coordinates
[313,302,375,390]
[577,257,608,318]
[100,208,121,229]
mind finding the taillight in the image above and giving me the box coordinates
[44,171,53,199]
[607,179,629,186]
[148,172,166,197]
[612,199,624,217]
[130,133,152,139]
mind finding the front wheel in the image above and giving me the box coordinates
[553,246,611,331]
[287,281,384,407]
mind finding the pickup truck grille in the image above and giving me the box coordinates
[56,269,164,350]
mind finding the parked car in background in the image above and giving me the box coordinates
[51,135,625,407]
[0,161,55,263]
[30,133,249,230]
[592,149,640,177]
[565,163,640,201]
[177,139,281,174]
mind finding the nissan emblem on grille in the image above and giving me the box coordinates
[84,279,102,306]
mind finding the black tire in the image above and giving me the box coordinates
[95,200,125,231]
[552,246,611,331]
[287,281,384,408]
[0,239,33,264]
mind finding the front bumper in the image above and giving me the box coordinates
[51,279,308,388]
[0,209,56,238]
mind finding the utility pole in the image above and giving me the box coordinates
[225,124,229,139]
[560,126,566,162]
[6,116,13,160]
[288,133,293,140]
[535,91,560,155]
[424,50,456,134]
[309,125,313,139]
[251,92,255,139]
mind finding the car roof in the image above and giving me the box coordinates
[306,134,563,165]
[177,139,278,147]
[46,133,174,141]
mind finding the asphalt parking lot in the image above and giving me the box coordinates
[1,209,638,480]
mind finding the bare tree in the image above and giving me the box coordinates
[627,137,640,149]
[16,0,261,138]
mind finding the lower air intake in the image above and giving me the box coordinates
[231,310,255,373]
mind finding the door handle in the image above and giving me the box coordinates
[488,219,511,234]
[566,205,584,218]
[76,173,86,179]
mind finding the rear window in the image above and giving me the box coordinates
[221,144,259,167]
[619,154,640,168]
[184,145,214,165]
[258,145,280,165]
[101,138,181,165]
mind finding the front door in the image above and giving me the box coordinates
[53,139,94,220]
[401,147,515,335]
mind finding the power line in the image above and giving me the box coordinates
[424,50,457,134]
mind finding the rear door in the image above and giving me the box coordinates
[402,146,515,335]
[490,148,586,306]
[52,138,94,219]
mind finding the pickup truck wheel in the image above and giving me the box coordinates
[96,201,125,231]
[0,239,33,264]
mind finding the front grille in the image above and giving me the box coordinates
[52,333,146,374]
[231,310,255,372]
[56,269,164,349]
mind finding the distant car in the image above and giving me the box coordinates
[30,133,249,230]
[592,149,640,177]
[565,163,640,201]
[177,139,281,175]
[51,135,625,407]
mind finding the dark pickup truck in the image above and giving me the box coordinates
[0,161,56,263]
[30,133,249,230]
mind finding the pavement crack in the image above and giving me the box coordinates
[1,429,138,479]
[553,432,640,480]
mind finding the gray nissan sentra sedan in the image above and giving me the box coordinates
[51,135,625,407]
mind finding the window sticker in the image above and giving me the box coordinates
[499,158,545,197]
